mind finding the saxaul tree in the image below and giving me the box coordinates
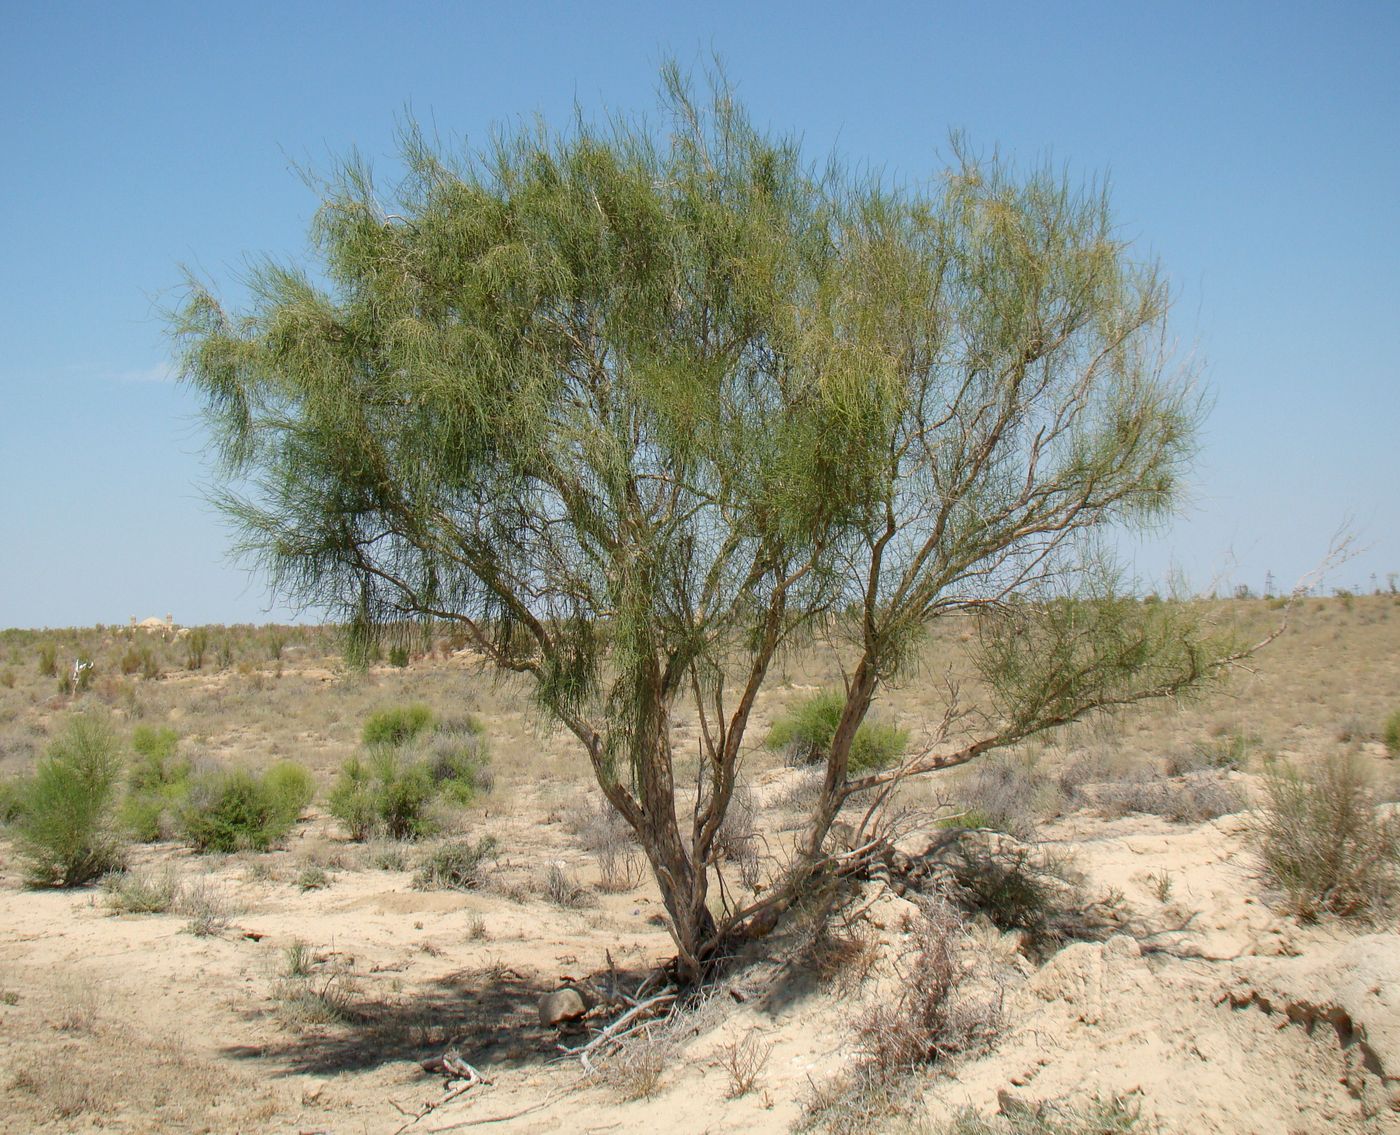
[174,66,1244,980]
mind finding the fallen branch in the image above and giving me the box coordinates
[556,990,677,1072]
[392,1052,492,1133]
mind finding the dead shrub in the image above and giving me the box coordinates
[716,782,764,890]
[1254,753,1400,918]
[542,862,594,908]
[720,1027,772,1098]
[594,1022,674,1100]
[566,796,643,892]
[1094,771,1244,823]
[950,756,1060,838]
[939,836,1115,957]
[856,900,1001,1077]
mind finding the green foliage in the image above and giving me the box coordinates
[180,765,306,852]
[1254,755,1399,918]
[425,718,493,804]
[326,755,377,840]
[328,748,437,840]
[120,725,191,841]
[172,66,1219,966]
[184,627,208,670]
[977,588,1239,743]
[370,749,436,839]
[765,690,908,773]
[362,704,434,748]
[37,642,57,677]
[263,761,316,822]
[1383,710,1400,755]
[387,645,410,668]
[16,715,127,886]
[413,835,498,890]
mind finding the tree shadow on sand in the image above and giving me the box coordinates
[221,962,562,1078]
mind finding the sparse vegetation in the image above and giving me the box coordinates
[362,703,434,748]
[104,864,182,913]
[177,875,236,936]
[720,1028,773,1099]
[933,1096,1150,1134]
[1383,709,1400,755]
[413,835,498,890]
[1254,753,1400,918]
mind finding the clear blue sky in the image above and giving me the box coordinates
[3,1,1396,627]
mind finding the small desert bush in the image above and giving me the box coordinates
[329,749,435,840]
[184,627,208,670]
[947,757,1059,839]
[802,902,1000,1133]
[413,835,498,890]
[177,876,236,935]
[424,718,493,804]
[120,726,191,841]
[940,837,1113,956]
[542,862,593,908]
[37,641,57,677]
[1254,754,1400,918]
[1384,710,1400,756]
[180,764,309,852]
[16,715,127,886]
[934,1096,1149,1134]
[1167,731,1255,775]
[1094,771,1245,824]
[263,761,315,817]
[0,776,28,825]
[766,690,908,772]
[330,724,489,841]
[104,864,182,913]
[567,795,644,891]
[856,900,1001,1073]
[272,948,359,1028]
[362,703,434,747]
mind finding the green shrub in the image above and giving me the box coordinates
[1254,755,1400,918]
[329,748,436,841]
[37,642,57,677]
[387,645,410,668]
[765,690,908,773]
[413,836,498,890]
[263,761,315,824]
[180,767,298,852]
[1384,710,1400,756]
[327,755,376,840]
[372,749,436,839]
[16,716,127,886]
[425,719,493,804]
[120,726,192,841]
[363,704,435,747]
[184,627,208,670]
[0,777,28,825]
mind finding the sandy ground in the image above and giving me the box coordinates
[1,795,1397,1134]
[1,598,1398,1133]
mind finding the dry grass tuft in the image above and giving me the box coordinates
[1254,753,1400,918]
